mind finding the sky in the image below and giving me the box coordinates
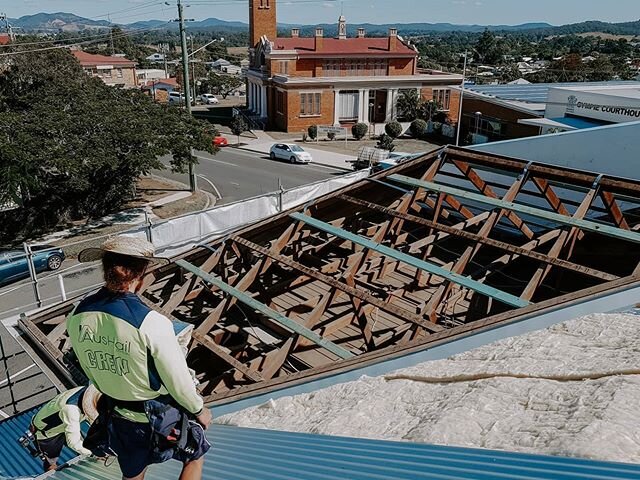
[2,0,639,26]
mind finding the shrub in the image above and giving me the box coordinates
[307,125,318,140]
[376,133,396,152]
[351,122,369,140]
[230,116,248,145]
[385,120,403,139]
[409,119,428,139]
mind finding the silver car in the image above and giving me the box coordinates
[199,93,219,105]
[269,143,312,164]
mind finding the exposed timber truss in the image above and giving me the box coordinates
[21,147,640,404]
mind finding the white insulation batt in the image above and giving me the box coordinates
[219,313,640,463]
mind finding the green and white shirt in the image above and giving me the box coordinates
[67,288,203,423]
[32,386,92,456]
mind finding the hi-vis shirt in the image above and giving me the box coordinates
[66,288,203,423]
[32,386,92,456]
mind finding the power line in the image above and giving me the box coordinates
[0,24,172,57]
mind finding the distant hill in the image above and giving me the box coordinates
[7,12,640,37]
[9,12,112,32]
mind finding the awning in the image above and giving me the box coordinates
[518,117,578,130]
[518,116,607,131]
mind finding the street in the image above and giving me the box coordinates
[0,148,345,320]
[157,147,342,204]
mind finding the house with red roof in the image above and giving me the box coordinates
[247,0,463,133]
[0,34,10,46]
[72,51,137,88]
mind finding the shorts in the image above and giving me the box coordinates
[109,415,210,478]
[36,434,65,470]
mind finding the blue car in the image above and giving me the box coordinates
[0,246,65,286]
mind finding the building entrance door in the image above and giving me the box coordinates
[369,90,388,124]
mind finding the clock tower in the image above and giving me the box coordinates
[249,0,278,48]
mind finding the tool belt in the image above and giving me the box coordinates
[83,395,194,462]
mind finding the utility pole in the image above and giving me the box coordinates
[190,36,197,101]
[107,15,116,55]
[455,51,468,147]
[177,0,196,192]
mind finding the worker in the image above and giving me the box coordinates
[29,385,100,472]
[66,237,212,480]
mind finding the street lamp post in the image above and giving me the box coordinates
[177,0,196,192]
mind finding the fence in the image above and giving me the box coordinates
[0,170,370,320]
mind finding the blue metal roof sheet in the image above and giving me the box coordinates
[40,424,640,480]
[550,116,608,130]
[0,406,77,479]
[466,81,640,104]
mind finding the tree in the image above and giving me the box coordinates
[351,123,368,140]
[229,116,248,145]
[396,90,421,121]
[0,48,217,240]
[385,121,403,139]
[205,72,244,99]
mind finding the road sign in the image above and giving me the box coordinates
[317,125,346,135]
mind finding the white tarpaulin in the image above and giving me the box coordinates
[123,170,369,258]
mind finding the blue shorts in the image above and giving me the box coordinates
[109,415,210,478]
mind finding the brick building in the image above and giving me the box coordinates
[246,0,463,133]
[72,51,138,88]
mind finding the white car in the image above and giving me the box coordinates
[269,143,312,164]
[168,91,193,104]
[199,93,219,105]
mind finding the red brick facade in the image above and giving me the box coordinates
[247,0,463,133]
[249,0,277,48]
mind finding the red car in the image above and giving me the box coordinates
[213,135,228,147]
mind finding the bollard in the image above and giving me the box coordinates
[57,274,67,302]
[23,243,42,308]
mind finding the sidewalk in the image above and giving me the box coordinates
[237,131,356,171]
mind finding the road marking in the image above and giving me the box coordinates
[230,182,240,187]
[195,155,237,167]
[0,363,36,387]
[0,409,8,419]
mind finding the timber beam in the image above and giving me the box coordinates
[290,212,530,308]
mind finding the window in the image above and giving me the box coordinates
[372,60,388,76]
[300,92,321,116]
[339,91,359,122]
[433,88,451,111]
[278,60,289,75]
[102,69,112,78]
[276,90,285,114]
[116,68,123,78]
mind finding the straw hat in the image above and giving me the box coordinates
[78,236,169,265]
[81,384,102,424]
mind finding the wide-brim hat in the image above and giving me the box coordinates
[78,236,170,266]
[81,384,102,425]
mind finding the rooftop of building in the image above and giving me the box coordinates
[272,36,416,57]
[71,51,136,67]
[0,34,10,46]
[462,80,640,114]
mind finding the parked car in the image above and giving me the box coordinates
[213,135,228,147]
[199,94,219,105]
[0,246,65,286]
[269,143,312,164]
[168,91,193,105]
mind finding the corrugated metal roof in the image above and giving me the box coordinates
[466,81,640,104]
[0,406,77,479]
[46,424,640,480]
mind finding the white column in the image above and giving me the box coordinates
[333,89,341,125]
[261,86,267,117]
[357,89,365,123]
[248,81,254,111]
[385,89,394,122]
